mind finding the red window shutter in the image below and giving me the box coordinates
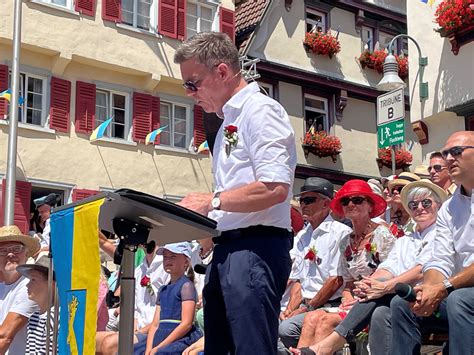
[0,179,32,234]
[193,105,207,154]
[75,81,96,134]
[102,0,121,22]
[159,0,178,39]
[50,77,71,133]
[0,64,8,119]
[132,92,153,143]
[75,0,95,16]
[177,0,186,40]
[151,96,161,145]
[219,7,235,43]
[72,188,99,202]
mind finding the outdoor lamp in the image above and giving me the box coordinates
[376,34,429,102]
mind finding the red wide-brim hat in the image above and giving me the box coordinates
[330,179,387,218]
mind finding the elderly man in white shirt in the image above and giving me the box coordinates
[278,178,352,352]
[174,32,296,355]
[391,131,474,355]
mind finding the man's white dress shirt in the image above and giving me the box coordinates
[208,82,297,231]
[290,215,352,300]
[423,186,474,278]
[378,223,436,276]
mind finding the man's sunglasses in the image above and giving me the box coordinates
[0,244,25,256]
[182,68,241,92]
[300,196,320,205]
[408,198,433,211]
[428,164,446,173]
[441,146,474,159]
[341,196,367,206]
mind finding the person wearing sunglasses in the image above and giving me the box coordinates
[288,180,395,354]
[390,131,474,355]
[278,178,352,354]
[174,32,297,355]
[290,179,447,355]
[0,225,41,355]
[386,172,421,234]
[428,151,456,195]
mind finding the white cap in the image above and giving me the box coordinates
[156,242,192,258]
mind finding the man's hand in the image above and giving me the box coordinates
[282,307,307,320]
[411,283,447,317]
[280,308,293,321]
[178,192,213,215]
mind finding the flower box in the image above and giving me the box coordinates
[358,49,409,80]
[303,30,341,59]
[377,148,413,170]
[435,0,474,35]
[302,131,342,162]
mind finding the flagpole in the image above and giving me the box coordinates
[3,0,23,225]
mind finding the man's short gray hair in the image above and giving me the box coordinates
[406,186,442,209]
[174,32,240,71]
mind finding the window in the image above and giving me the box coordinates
[37,0,73,10]
[257,82,274,98]
[8,72,48,126]
[304,94,329,133]
[95,89,130,140]
[160,101,190,149]
[186,1,217,38]
[379,31,403,54]
[361,25,374,51]
[305,8,326,33]
[122,0,156,31]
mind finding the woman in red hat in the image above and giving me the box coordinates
[290,180,396,354]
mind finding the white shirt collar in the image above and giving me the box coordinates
[222,82,260,118]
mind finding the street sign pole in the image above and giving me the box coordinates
[391,147,396,175]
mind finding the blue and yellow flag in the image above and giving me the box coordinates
[0,89,24,105]
[89,117,113,141]
[51,198,104,355]
[145,125,168,145]
[197,140,209,153]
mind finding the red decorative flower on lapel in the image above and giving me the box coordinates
[223,124,238,157]
[304,246,321,264]
[140,275,154,295]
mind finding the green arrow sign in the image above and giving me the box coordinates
[378,119,405,148]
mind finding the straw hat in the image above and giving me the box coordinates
[330,180,387,218]
[0,225,41,257]
[387,172,421,190]
[414,165,430,179]
[400,179,448,213]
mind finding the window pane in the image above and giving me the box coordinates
[31,93,42,110]
[361,26,374,51]
[379,32,393,50]
[305,111,327,132]
[201,6,212,20]
[113,94,125,110]
[122,0,134,25]
[201,19,212,32]
[160,103,171,146]
[187,16,198,31]
[188,2,197,16]
[96,91,109,124]
[174,132,186,148]
[306,10,324,33]
[51,0,66,5]
[175,105,186,120]
[304,97,326,111]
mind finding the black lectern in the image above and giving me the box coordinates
[99,189,218,354]
[52,189,218,354]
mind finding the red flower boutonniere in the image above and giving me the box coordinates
[223,124,238,157]
[389,223,405,238]
[140,275,154,295]
[365,242,380,266]
[304,246,322,265]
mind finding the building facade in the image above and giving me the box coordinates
[0,0,235,232]
[406,0,473,158]
[236,0,423,191]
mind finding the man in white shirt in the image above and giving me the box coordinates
[278,178,351,352]
[174,32,296,354]
[428,151,456,195]
[33,193,59,250]
[0,225,40,354]
[391,131,474,355]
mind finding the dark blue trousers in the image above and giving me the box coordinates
[203,226,292,355]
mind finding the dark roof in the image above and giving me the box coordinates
[235,0,270,54]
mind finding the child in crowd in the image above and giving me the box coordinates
[133,242,202,355]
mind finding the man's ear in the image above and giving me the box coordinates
[216,63,230,80]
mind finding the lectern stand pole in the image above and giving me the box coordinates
[118,246,136,355]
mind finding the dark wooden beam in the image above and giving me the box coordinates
[295,164,379,185]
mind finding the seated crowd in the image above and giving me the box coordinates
[0,130,472,355]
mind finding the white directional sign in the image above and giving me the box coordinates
[377,88,405,126]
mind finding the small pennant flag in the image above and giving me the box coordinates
[197,140,209,153]
[0,89,24,106]
[145,125,168,145]
[90,117,113,142]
